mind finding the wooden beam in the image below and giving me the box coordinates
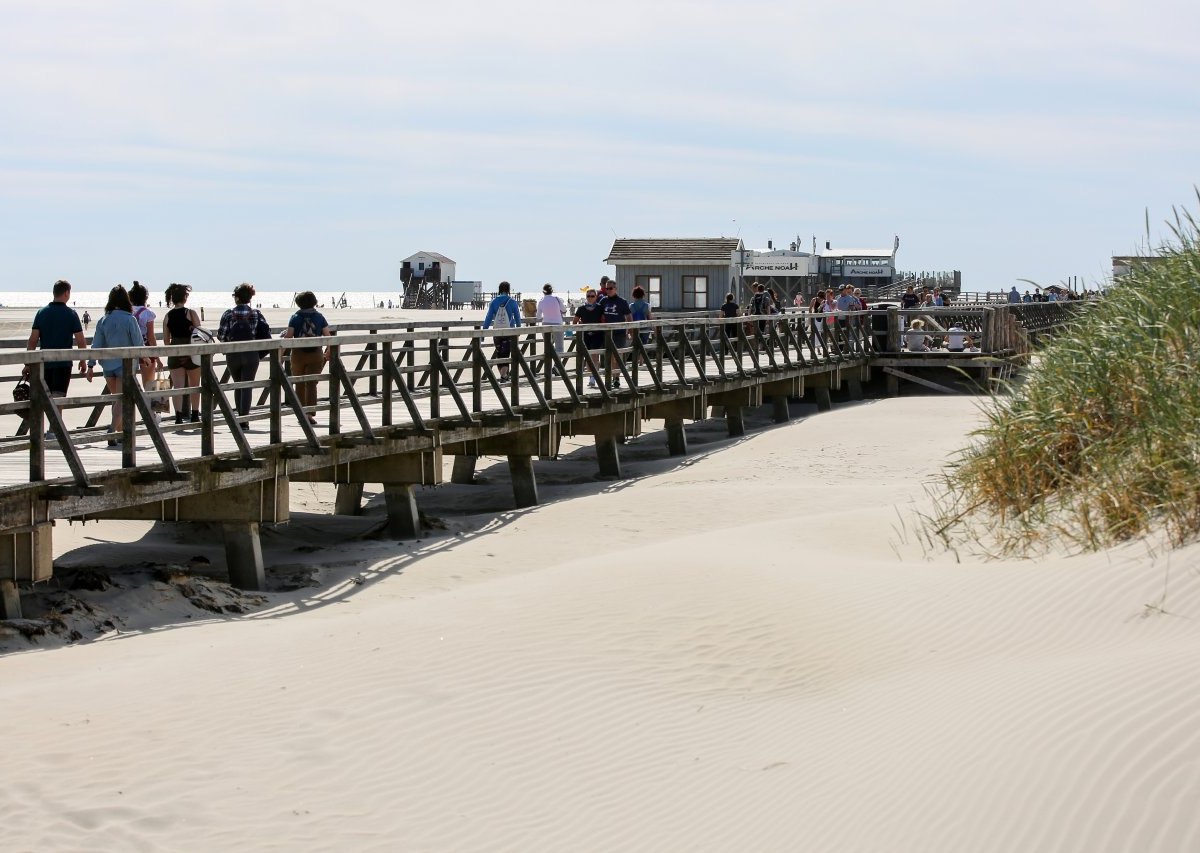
[882,367,961,395]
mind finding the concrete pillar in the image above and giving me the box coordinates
[846,377,864,401]
[726,406,746,437]
[595,435,622,479]
[222,521,266,590]
[666,418,688,456]
[451,454,477,485]
[0,522,53,619]
[771,395,790,424]
[0,579,20,620]
[506,454,539,508]
[814,386,833,412]
[334,482,364,516]
[383,483,420,539]
[887,373,900,397]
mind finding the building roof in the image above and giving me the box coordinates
[820,248,894,259]
[606,238,743,265]
[403,251,456,264]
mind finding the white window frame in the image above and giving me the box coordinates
[637,275,663,308]
[682,275,707,309]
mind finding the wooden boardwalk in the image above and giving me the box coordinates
[0,304,1082,617]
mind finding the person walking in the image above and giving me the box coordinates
[281,291,332,425]
[572,288,606,387]
[1008,285,1021,304]
[599,281,632,388]
[217,283,272,427]
[628,285,653,344]
[482,281,521,381]
[87,285,144,446]
[128,282,164,409]
[26,280,88,408]
[535,283,567,353]
[163,283,202,424]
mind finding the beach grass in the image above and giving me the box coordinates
[929,202,1200,554]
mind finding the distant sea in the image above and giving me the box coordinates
[0,290,400,311]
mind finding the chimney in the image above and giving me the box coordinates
[825,241,831,250]
[767,240,773,250]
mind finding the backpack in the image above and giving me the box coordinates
[191,326,214,344]
[297,312,320,338]
[492,296,512,330]
[751,292,770,315]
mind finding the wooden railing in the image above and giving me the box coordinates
[0,312,878,491]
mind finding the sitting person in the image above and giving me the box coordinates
[905,318,931,352]
[945,324,967,352]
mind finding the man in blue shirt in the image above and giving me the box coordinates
[599,282,632,389]
[27,279,88,399]
[482,280,522,380]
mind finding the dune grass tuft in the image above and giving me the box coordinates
[930,204,1200,555]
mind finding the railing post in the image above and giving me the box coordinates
[328,344,341,435]
[121,358,136,468]
[269,350,283,443]
[887,307,901,353]
[404,327,415,393]
[381,341,394,427]
[28,365,46,483]
[510,332,519,407]
[201,353,215,456]
[542,331,553,401]
[981,306,995,353]
[472,334,482,414]
[429,338,441,420]
[367,330,378,397]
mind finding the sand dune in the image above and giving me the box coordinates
[3,396,1200,851]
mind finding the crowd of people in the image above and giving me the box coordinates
[25,280,332,446]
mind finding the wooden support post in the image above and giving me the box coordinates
[334,483,364,515]
[666,418,688,456]
[726,405,746,437]
[771,395,791,424]
[0,579,20,620]
[383,483,420,539]
[506,454,539,508]
[887,372,901,397]
[222,521,265,591]
[594,435,621,478]
[846,377,863,401]
[451,454,477,484]
[814,386,832,411]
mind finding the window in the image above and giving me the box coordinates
[636,275,662,308]
[418,262,425,271]
[682,275,707,309]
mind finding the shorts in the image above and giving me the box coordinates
[43,364,71,396]
[582,331,604,351]
[103,366,123,379]
[493,336,512,359]
[167,354,198,371]
[609,330,629,348]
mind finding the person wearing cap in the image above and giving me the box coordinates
[573,288,606,388]
[535,283,566,353]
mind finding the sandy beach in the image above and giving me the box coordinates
[3,394,1200,851]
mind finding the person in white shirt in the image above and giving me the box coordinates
[945,324,967,351]
[906,318,931,352]
[535,283,567,352]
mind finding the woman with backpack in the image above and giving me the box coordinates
[629,285,653,345]
[281,291,332,425]
[163,283,203,424]
[217,283,272,427]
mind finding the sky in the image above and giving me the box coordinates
[1,0,1198,295]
